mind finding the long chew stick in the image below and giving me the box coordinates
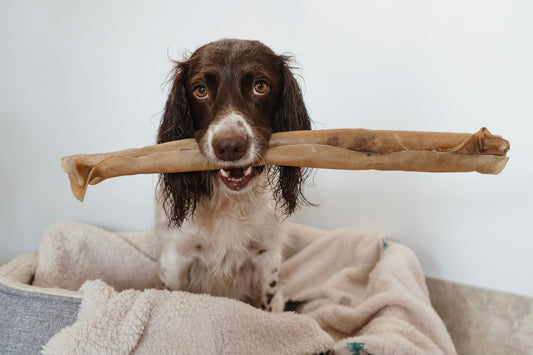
[61,127,510,201]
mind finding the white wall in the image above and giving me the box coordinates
[1,1,531,296]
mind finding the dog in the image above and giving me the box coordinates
[156,39,311,312]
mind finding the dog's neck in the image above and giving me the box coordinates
[195,172,277,223]
[156,172,283,256]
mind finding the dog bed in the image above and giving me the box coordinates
[0,221,455,354]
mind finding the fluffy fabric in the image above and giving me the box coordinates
[42,280,332,355]
[281,229,456,354]
[33,221,161,291]
[16,220,456,354]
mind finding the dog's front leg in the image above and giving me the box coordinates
[158,242,193,291]
[252,248,284,312]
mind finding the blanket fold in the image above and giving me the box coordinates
[280,230,455,355]
[43,279,333,355]
[1,221,456,355]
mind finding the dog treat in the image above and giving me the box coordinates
[62,127,510,201]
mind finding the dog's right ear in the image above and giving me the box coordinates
[158,62,194,143]
[157,61,212,229]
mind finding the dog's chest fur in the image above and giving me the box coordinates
[158,174,284,303]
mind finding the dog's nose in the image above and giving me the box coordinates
[212,133,248,161]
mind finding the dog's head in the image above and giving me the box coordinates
[158,39,311,227]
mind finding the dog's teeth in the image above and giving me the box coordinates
[244,167,252,176]
[220,169,230,178]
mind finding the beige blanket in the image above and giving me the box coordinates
[29,221,455,354]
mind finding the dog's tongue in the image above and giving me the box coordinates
[228,168,245,178]
[218,167,254,191]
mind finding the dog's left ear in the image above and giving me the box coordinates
[273,56,311,133]
[271,57,312,215]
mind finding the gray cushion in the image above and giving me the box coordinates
[0,283,80,354]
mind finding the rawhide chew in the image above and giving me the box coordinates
[61,127,510,201]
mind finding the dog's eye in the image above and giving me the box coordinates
[253,81,269,95]
[193,85,209,99]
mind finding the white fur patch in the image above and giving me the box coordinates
[158,176,285,305]
[203,110,258,167]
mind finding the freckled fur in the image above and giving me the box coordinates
[158,174,284,305]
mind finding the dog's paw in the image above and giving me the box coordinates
[260,288,284,313]
[157,265,175,290]
[269,290,284,312]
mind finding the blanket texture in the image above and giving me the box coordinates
[23,221,455,354]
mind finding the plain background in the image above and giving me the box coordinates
[1,1,531,297]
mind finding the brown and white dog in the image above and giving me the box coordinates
[156,39,312,312]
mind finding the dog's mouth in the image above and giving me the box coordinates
[218,166,261,191]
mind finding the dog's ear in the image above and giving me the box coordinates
[158,61,195,143]
[271,57,312,215]
[273,57,312,133]
[157,61,212,228]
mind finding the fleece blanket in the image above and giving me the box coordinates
[3,221,456,354]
